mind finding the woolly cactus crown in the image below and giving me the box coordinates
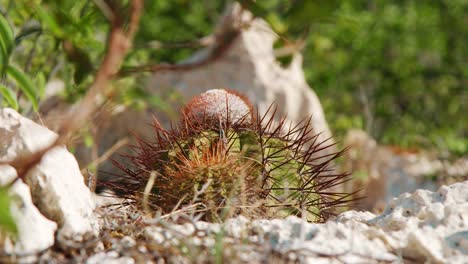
[182,89,254,126]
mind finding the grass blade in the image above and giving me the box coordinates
[0,187,18,236]
[6,65,38,111]
[0,14,14,73]
[0,84,19,110]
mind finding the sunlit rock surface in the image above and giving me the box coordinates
[0,108,98,242]
[0,165,57,261]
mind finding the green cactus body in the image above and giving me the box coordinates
[134,126,321,221]
[108,89,350,222]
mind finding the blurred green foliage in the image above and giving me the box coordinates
[0,0,466,157]
[303,1,467,157]
[240,0,467,156]
[1,0,108,103]
[0,186,17,237]
[0,11,40,112]
[131,0,226,63]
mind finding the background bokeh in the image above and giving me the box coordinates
[1,0,466,158]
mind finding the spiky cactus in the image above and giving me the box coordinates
[108,89,351,222]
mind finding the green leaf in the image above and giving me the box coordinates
[35,5,64,38]
[0,187,17,236]
[0,84,19,110]
[0,44,4,75]
[35,72,46,99]
[0,13,14,73]
[266,13,287,34]
[285,0,339,24]
[84,132,94,148]
[6,65,38,111]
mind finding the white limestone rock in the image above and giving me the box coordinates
[25,147,98,240]
[0,165,57,259]
[86,251,135,264]
[0,108,98,241]
[367,181,468,263]
[0,108,57,162]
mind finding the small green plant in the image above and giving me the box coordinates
[0,186,17,237]
[0,13,39,111]
[106,89,352,222]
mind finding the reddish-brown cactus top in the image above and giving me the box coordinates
[182,89,254,126]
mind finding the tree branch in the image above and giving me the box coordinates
[119,26,240,75]
[4,0,143,187]
[118,5,246,75]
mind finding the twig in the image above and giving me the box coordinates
[80,137,129,174]
[191,179,213,204]
[15,31,41,104]
[159,203,205,220]
[142,171,158,216]
[93,0,115,21]
[119,29,239,75]
[138,35,214,49]
[82,136,128,192]
[118,6,245,76]
[358,85,374,136]
[2,0,143,187]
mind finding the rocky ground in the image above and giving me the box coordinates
[84,180,468,264]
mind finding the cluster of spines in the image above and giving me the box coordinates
[103,91,354,222]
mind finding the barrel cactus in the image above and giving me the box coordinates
[107,89,352,222]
